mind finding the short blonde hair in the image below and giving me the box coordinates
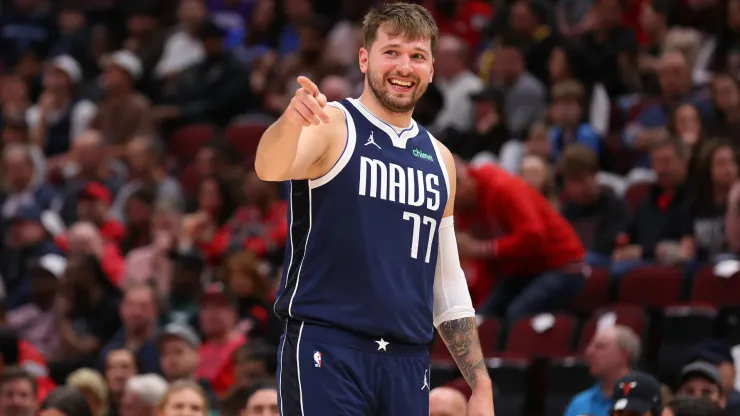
[362,2,439,53]
[158,380,209,413]
[66,368,108,414]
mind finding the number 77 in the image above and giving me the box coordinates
[403,211,437,263]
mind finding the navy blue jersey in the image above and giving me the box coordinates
[274,98,450,345]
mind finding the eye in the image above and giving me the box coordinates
[385,50,398,56]
[413,54,426,60]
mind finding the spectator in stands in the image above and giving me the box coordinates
[48,2,92,73]
[57,182,126,250]
[445,86,512,164]
[0,366,38,416]
[429,386,468,416]
[565,326,641,416]
[112,137,184,222]
[0,0,57,70]
[548,80,602,162]
[240,381,278,416]
[119,374,168,416]
[318,75,352,104]
[122,4,168,99]
[0,203,61,308]
[520,154,559,208]
[65,222,125,285]
[432,34,483,133]
[454,162,585,321]
[560,145,630,267]
[161,249,204,328]
[26,55,96,160]
[97,284,161,374]
[155,19,254,127]
[637,0,671,95]
[157,322,218,408]
[154,0,207,81]
[103,349,137,416]
[157,380,209,416]
[90,51,153,149]
[663,396,724,416]
[612,139,692,271]
[683,140,738,263]
[40,386,92,416]
[1,144,58,220]
[667,104,705,174]
[676,361,727,408]
[51,254,120,370]
[609,371,663,416]
[688,339,740,413]
[708,74,740,138]
[232,340,277,390]
[489,40,547,137]
[7,254,66,356]
[195,284,245,397]
[505,1,558,85]
[625,51,710,167]
[66,368,107,416]
[222,251,280,342]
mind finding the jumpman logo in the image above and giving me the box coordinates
[365,131,381,149]
[421,369,430,391]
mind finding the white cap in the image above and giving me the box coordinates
[51,55,82,84]
[38,254,67,279]
[103,50,143,80]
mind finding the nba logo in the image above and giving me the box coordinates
[314,351,322,368]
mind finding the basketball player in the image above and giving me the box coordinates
[255,3,494,415]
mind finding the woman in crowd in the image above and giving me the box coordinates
[157,380,209,416]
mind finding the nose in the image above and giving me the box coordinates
[395,56,413,75]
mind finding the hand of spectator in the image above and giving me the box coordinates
[475,111,499,134]
[283,76,330,128]
[612,244,642,262]
[152,106,181,121]
[181,212,210,239]
[457,233,491,259]
[37,91,57,113]
[634,127,668,150]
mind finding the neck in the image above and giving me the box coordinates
[126,324,155,344]
[358,88,413,128]
[650,26,667,45]
[601,368,631,395]
[209,331,230,344]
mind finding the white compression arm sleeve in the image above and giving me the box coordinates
[433,216,476,328]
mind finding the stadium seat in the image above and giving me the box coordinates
[577,305,648,354]
[617,266,683,308]
[545,358,593,416]
[505,313,577,359]
[572,266,611,312]
[656,305,718,386]
[225,121,269,159]
[478,316,502,357]
[690,266,740,307]
[169,124,215,162]
[178,162,200,197]
[623,182,651,211]
[487,358,529,416]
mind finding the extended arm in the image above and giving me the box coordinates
[434,144,494,410]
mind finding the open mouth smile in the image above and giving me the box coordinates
[387,77,416,92]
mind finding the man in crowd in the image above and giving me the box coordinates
[240,380,279,416]
[675,362,727,409]
[0,366,38,416]
[158,322,217,407]
[609,371,663,416]
[454,161,586,321]
[566,326,642,416]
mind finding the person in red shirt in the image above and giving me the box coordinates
[194,283,246,398]
[454,162,586,321]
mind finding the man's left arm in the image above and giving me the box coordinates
[434,144,494,413]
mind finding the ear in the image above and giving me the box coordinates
[429,58,435,83]
[359,47,369,74]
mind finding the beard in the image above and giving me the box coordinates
[367,67,428,114]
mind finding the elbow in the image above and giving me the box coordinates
[253,156,284,182]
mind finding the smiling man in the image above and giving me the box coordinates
[254,2,493,416]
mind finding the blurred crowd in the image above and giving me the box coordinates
[0,0,740,415]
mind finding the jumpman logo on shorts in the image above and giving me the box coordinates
[421,369,430,391]
[365,131,381,149]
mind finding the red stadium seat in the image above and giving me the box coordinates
[617,266,683,308]
[478,317,502,358]
[572,266,611,312]
[624,182,651,212]
[690,266,740,307]
[169,124,215,162]
[577,305,648,354]
[225,121,269,159]
[505,313,577,359]
[178,162,200,197]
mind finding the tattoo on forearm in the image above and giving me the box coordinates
[438,317,487,388]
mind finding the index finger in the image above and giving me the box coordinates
[297,76,319,96]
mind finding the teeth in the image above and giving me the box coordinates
[390,79,412,87]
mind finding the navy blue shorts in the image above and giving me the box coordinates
[277,320,431,416]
